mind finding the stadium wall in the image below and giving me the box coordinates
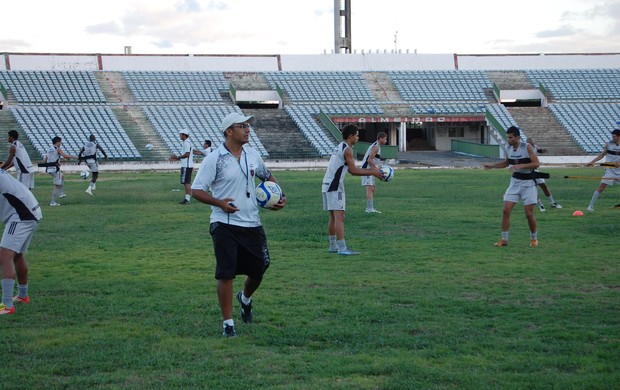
[2,52,619,72]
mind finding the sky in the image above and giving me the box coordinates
[2,0,619,55]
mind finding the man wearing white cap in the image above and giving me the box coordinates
[170,130,194,204]
[191,112,287,337]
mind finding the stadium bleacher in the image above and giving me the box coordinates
[1,62,619,161]
[12,106,140,159]
[143,105,269,157]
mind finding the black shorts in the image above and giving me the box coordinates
[210,222,270,281]
[180,167,193,184]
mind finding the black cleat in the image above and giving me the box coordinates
[236,291,253,323]
[223,324,236,337]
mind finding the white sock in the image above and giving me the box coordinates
[241,291,251,304]
[223,319,234,328]
[589,191,600,208]
[337,239,346,251]
[329,235,337,250]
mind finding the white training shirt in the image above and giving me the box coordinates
[507,140,536,188]
[0,169,42,223]
[82,141,99,163]
[180,138,194,168]
[322,142,349,193]
[604,140,620,175]
[11,140,34,173]
[191,143,271,227]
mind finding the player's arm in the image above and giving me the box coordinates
[1,145,16,170]
[586,144,608,166]
[193,149,204,155]
[483,156,509,170]
[191,189,239,213]
[345,147,382,178]
[97,144,109,160]
[59,147,78,160]
[367,145,380,167]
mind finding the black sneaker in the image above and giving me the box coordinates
[179,199,191,205]
[236,291,253,323]
[223,324,236,337]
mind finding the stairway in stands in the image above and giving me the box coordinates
[96,72,169,161]
[487,71,584,156]
[363,72,412,117]
[243,108,321,160]
[507,107,584,155]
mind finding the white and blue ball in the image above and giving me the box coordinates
[255,181,282,209]
[80,170,90,180]
[380,165,394,182]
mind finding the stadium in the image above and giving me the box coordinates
[1,51,619,169]
[1,3,619,389]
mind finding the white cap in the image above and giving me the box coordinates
[220,112,254,133]
[179,129,189,136]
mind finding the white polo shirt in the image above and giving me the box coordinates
[192,143,271,227]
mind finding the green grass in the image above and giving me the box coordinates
[1,167,618,389]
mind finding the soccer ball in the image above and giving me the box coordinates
[255,181,282,209]
[380,165,394,182]
[80,170,90,180]
[145,144,154,151]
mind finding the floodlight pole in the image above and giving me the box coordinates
[334,0,352,53]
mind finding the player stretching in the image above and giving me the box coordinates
[483,126,540,247]
[585,128,620,211]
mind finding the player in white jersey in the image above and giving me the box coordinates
[323,124,383,255]
[78,134,108,195]
[525,138,562,211]
[170,130,194,204]
[193,139,212,158]
[483,126,540,247]
[191,112,287,337]
[0,169,42,315]
[585,129,620,211]
[2,130,35,189]
[361,132,387,213]
[42,136,78,206]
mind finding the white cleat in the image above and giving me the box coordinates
[85,187,93,195]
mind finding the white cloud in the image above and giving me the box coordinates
[1,0,618,55]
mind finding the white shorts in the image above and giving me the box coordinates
[601,168,620,186]
[1,220,39,254]
[86,161,99,173]
[361,175,375,186]
[48,170,63,186]
[503,182,538,205]
[17,172,35,189]
[323,191,345,211]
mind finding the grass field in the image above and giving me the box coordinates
[1,167,619,389]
